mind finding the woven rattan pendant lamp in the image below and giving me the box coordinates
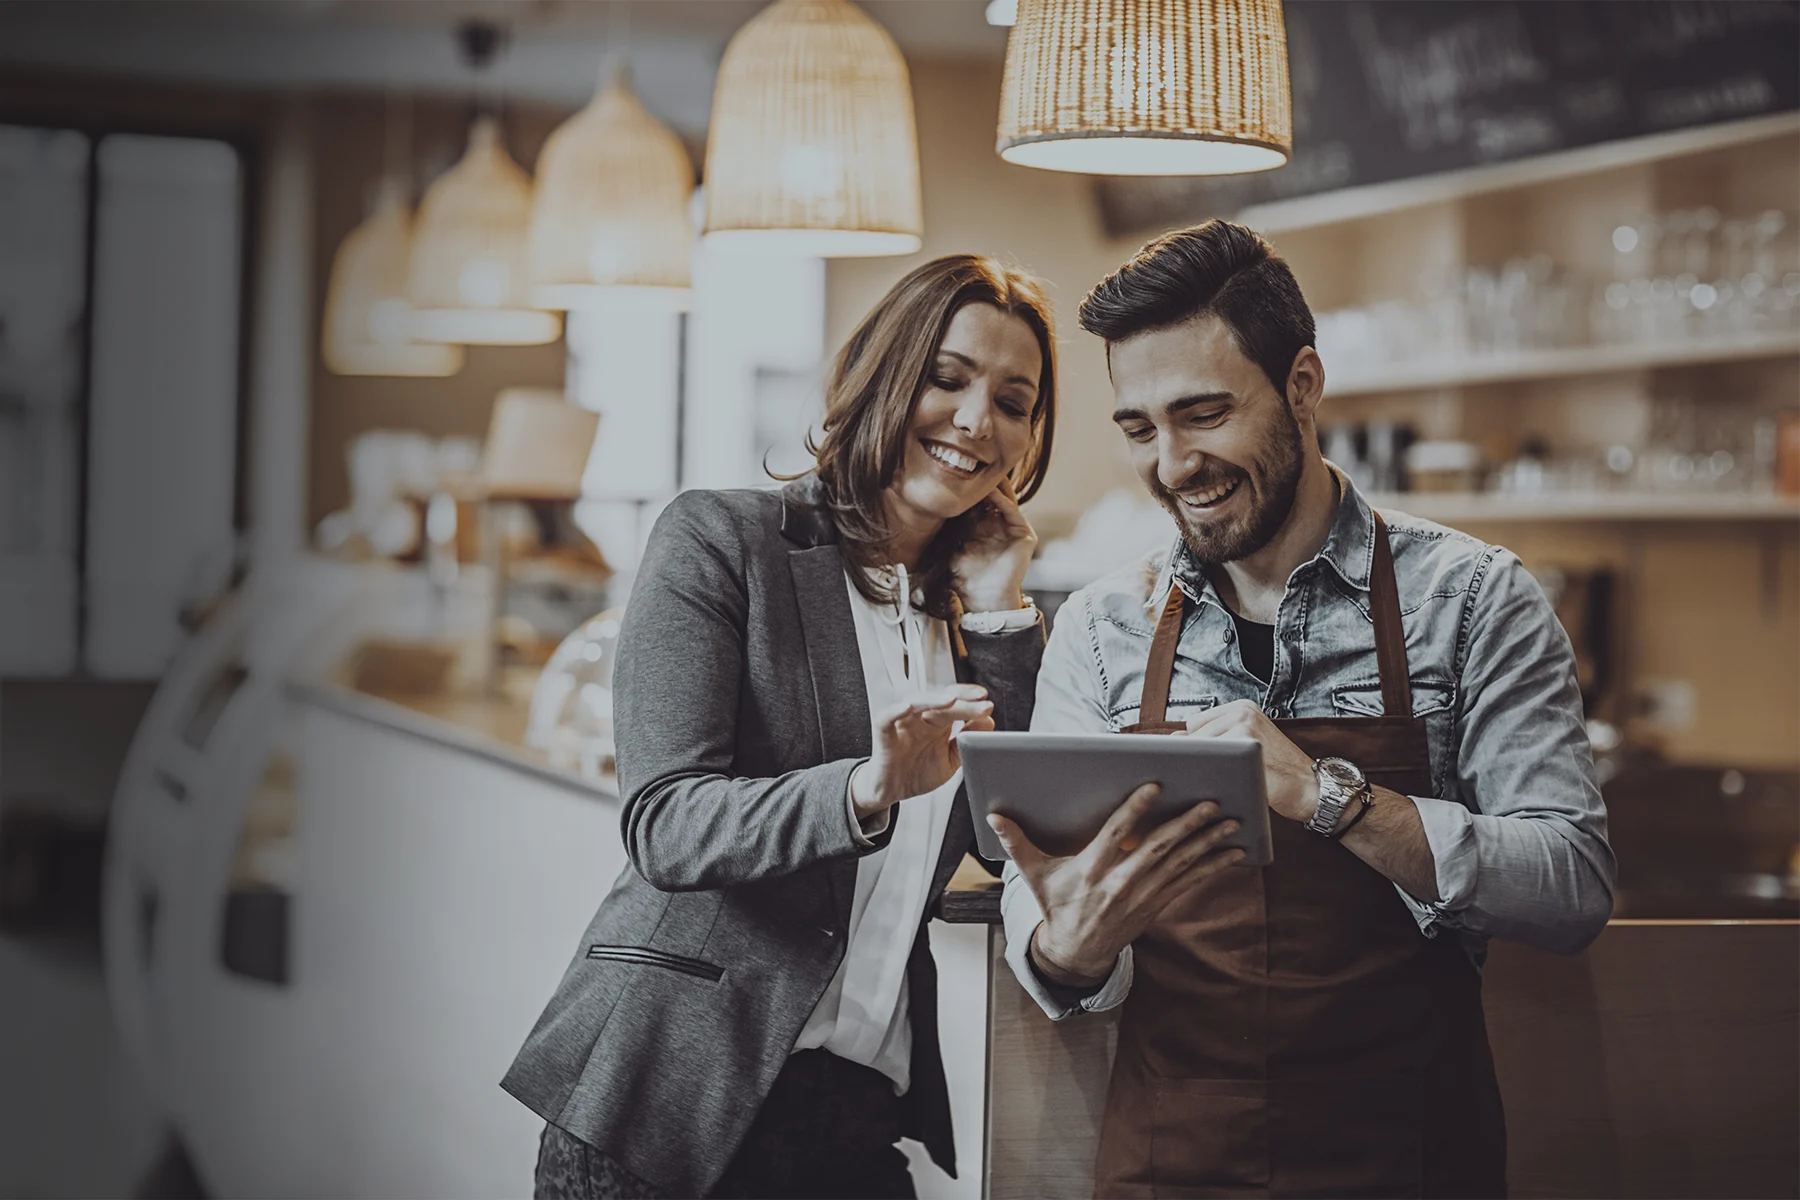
[703,0,922,257]
[322,179,465,376]
[409,115,561,345]
[530,63,694,312]
[997,0,1292,176]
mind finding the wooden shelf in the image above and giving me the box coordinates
[1238,111,1800,235]
[1368,491,1800,524]
[1328,329,1800,397]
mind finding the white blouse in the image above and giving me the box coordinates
[790,565,1034,1093]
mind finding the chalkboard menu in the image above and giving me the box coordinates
[1095,0,1800,237]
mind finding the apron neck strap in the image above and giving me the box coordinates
[1137,515,1414,725]
[1368,513,1413,717]
[1137,579,1188,726]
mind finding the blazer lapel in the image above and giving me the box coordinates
[788,544,871,925]
[788,545,872,763]
[927,635,979,898]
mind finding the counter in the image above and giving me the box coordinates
[937,871,1800,1199]
[260,678,626,1196]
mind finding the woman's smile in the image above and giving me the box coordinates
[921,438,990,479]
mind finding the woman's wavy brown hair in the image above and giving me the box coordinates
[798,255,1058,620]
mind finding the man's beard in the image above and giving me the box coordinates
[1151,405,1306,566]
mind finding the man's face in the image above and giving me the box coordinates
[1109,314,1306,566]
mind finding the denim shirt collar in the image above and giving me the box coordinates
[1147,460,1378,616]
[1312,462,1380,594]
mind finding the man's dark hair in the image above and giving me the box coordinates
[1078,219,1316,399]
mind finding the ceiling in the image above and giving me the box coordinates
[0,1,1009,135]
[215,0,1005,51]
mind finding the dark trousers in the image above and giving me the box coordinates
[534,1050,916,1200]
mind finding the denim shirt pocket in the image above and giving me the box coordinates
[1330,678,1456,793]
[1108,695,1219,732]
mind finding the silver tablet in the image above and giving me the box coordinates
[960,731,1273,865]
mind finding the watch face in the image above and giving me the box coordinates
[1318,758,1362,793]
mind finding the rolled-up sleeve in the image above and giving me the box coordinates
[1400,549,1616,955]
[1002,859,1133,1018]
[997,590,1136,1017]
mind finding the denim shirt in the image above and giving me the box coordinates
[1002,469,1616,1019]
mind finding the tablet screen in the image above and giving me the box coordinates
[959,731,1272,865]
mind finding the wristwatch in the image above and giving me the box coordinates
[1305,757,1371,838]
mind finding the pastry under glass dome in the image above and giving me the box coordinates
[526,607,624,780]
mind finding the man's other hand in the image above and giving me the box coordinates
[1185,699,1320,823]
[988,782,1243,988]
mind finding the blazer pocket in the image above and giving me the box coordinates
[586,944,724,983]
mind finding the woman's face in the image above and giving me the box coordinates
[887,302,1042,531]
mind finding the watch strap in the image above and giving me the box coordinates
[1304,790,1347,835]
[1331,790,1373,840]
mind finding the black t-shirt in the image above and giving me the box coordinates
[1230,609,1276,685]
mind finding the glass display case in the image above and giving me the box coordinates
[526,607,625,780]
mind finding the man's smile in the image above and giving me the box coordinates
[1176,478,1241,510]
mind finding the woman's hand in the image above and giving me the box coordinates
[951,477,1037,614]
[850,684,996,820]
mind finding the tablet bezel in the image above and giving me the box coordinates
[958,730,1273,865]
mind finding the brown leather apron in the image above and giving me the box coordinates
[1097,516,1507,1199]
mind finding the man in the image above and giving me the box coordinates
[988,220,1615,1198]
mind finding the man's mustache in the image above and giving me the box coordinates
[1150,461,1247,501]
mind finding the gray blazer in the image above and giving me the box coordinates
[502,475,1045,1198]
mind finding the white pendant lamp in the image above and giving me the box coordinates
[322,180,465,377]
[530,64,694,312]
[409,115,562,345]
[997,0,1293,176]
[703,0,922,258]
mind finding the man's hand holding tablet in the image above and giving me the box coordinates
[988,787,1245,990]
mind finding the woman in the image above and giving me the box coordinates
[504,255,1059,1200]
